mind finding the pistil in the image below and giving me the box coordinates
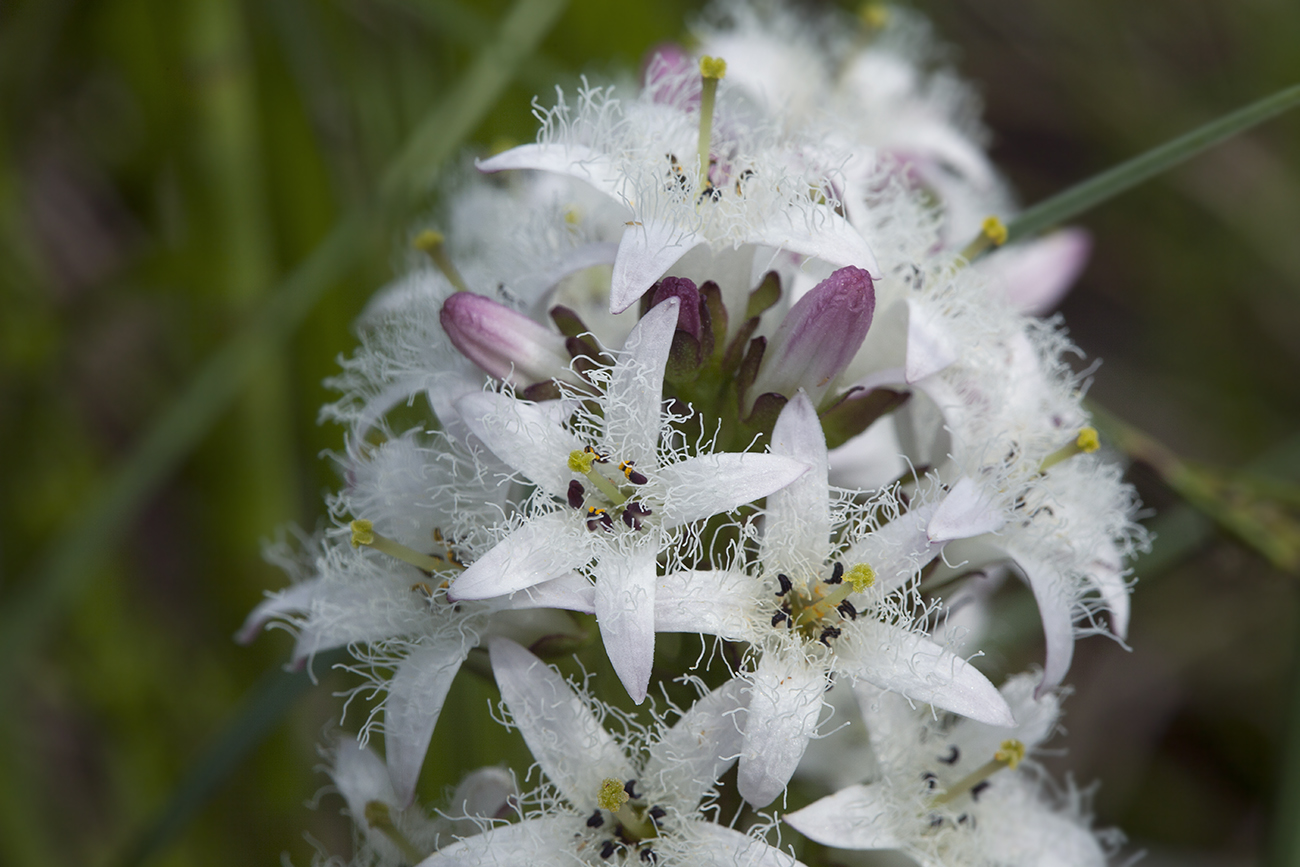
[569,449,630,506]
[793,563,875,628]
[1039,427,1100,472]
[696,56,726,188]
[930,740,1025,806]
[957,215,1008,262]
[350,519,456,573]
[413,229,470,292]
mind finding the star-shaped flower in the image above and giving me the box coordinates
[415,637,801,867]
[447,298,807,702]
[653,392,1013,807]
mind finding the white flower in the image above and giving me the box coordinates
[414,637,801,867]
[654,393,1013,807]
[447,298,807,702]
[785,674,1116,867]
[478,65,878,314]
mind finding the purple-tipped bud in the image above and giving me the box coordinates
[440,292,573,388]
[641,44,698,108]
[650,276,702,341]
[747,266,875,408]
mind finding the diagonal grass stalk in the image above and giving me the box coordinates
[1004,82,1300,244]
[0,0,570,689]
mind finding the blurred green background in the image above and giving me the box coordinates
[1,1,1298,865]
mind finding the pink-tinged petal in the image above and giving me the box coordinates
[1006,551,1077,695]
[747,210,879,279]
[610,220,702,313]
[477,143,622,198]
[837,620,1014,727]
[655,569,758,638]
[604,298,677,465]
[763,392,831,572]
[656,453,807,528]
[456,391,581,499]
[979,229,1091,316]
[331,738,399,818]
[928,476,1006,543]
[489,638,633,806]
[440,292,573,387]
[236,580,318,644]
[783,784,902,850]
[841,503,941,596]
[450,513,589,601]
[502,572,595,614]
[387,638,474,806]
[738,652,826,807]
[904,298,959,383]
[683,821,803,867]
[415,817,580,867]
[595,545,658,704]
[644,679,748,812]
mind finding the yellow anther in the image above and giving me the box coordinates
[981,215,1008,247]
[845,563,876,593]
[598,778,630,811]
[995,739,1026,770]
[1076,427,1100,453]
[350,519,375,548]
[569,449,595,474]
[411,582,433,597]
[699,56,727,80]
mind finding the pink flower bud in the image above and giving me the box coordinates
[748,266,875,408]
[440,292,572,388]
[650,276,702,341]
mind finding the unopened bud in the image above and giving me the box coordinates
[650,276,702,341]
[440,292,573,388]
[748,266,875,409]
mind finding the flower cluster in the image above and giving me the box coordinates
[242,4,1144,865]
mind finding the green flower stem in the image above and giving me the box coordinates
[1003,82,1300,245]
[0,0,571,692]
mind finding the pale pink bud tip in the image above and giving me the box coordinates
[440,292,571,387]
[752,266,875,404]
[649,276,702,341]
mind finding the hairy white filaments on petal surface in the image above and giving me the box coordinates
[477,66,879,315]
[446,299,807,703]
[654,393,1012,807]
[413,638,801,867]
[786,674,1117,867]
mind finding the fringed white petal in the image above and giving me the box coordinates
[595,545,659,704]
[684,821,803,867]
[904,298,959,383]
[763,392,831,572]
[477,143,622,197]
[783,784,902,850]
[450,513,589,601]
[415,817,580,867]
[604,298,676,464]
[502,572,595,614]
[656,453,807,528]
[738,652,826,807]
[387,637,474,806]
[1007,551,1077,695]
[488,638,633,806]
[644,679,748,812]
[837,621,1014,727]
[236,580,319,645]
[747,209,879,279]
[655,569,757,639]
[610,219,702,313]
[979,229,1091,316]
[841,502,940,596]
[928,476,1007,543]
[331,737,399,819]
[457,391,581,500]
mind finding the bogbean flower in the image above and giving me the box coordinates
[785,674,1115,867]
[654,393,1013,807]
[415,637,801,867]
[240,430,596,806]
[478,53,879,315]
[328,736,515,866]
[446,299,808,702]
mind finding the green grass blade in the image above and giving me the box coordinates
[0,0,570,685]
[1007,82,1300,243]
[110,650,348,867]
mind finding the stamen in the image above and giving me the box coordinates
[364,800,424,864]
[818,625,842,645]
[836,600,858,620]
[696,56,726,188]
[957,215,1009,262]
[350,520,455,573]
[569,449,628,505]
[827,562,844,584]
[413,229,469,293]
[930,739,1026,806]
[775,573,793,596]
[600,841,617,860]
[620,460,648,485]
[621,502,652,530]
[568,480,586,509]
[939,745,960,765]
[587,809,605,828]
[1039,427,1101,472]
[795,562,875,626]
[586,508,614,532]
